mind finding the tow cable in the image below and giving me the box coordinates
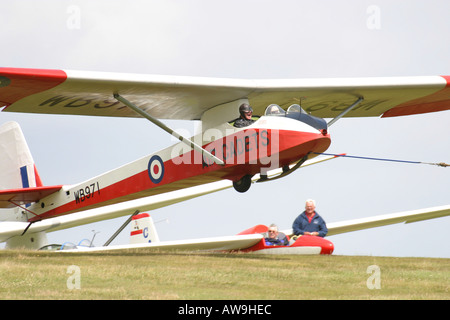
[313,152,450,167]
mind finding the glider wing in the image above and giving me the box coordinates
[1,68,449,120]
[325,204,450,236]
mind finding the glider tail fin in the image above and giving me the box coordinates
[0,121,43,191]
[130,213,160,244]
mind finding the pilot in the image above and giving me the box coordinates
[292,199,328,238]
[233,103,255,128]
[264,224,289,246]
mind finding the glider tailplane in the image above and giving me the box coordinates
[129,213,160,244]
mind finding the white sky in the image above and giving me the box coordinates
[1,0,449,257]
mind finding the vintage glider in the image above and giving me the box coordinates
[0,67,449,249]
[54,205,450,255]
[0,120,340,249]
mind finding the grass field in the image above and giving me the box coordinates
[0,249,448,300]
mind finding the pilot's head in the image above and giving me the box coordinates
[239,103,253,120]
[267,224,279,239]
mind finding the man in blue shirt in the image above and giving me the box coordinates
[292,199,328,237]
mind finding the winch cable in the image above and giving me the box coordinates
[312,152,450,167]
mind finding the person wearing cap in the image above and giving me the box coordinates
[233,103,255,128]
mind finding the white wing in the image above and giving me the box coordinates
[1,68,449,120]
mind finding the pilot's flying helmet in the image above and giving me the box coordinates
[239,103,253,117]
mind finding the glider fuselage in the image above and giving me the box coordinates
[27,115,330,222]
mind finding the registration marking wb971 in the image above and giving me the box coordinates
[74,182,100,204]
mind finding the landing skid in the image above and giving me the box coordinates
[231,154,310,192]
[256,154,309,183]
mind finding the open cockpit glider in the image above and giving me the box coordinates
[0,67,449,250]
[56,205,450,255]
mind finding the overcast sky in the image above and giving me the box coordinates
[1,0,449,257]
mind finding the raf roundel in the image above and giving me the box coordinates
[148,155,164,184]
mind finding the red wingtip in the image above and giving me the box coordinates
[0,68,67,106]
[382,75,450,118]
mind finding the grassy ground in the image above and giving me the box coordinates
[0,249,448,300]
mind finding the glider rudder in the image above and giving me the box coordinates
[0,121,41,191]
[130,213,160,244]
